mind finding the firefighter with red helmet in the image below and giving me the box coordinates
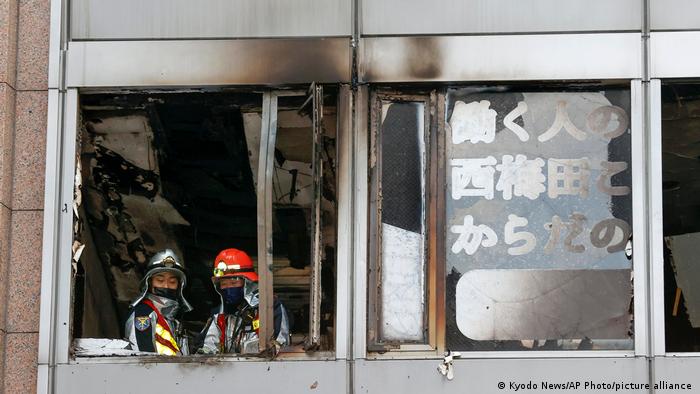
[199,248,290,355]
[125,249,193,355]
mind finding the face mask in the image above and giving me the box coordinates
[152,287,178,300]
[222,287,245,306]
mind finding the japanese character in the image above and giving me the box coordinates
[496,154,546,200]
[547,158,590,198]
[503,101,530,142]
[586,105,629,140]
[543,213,587,254]
[451,157,497,200]
[450,100,497,144]
[504,214,536,256]
[590,218,631,253]
[450,215,498,255]
[537,100,587,142]
[596,161,630,196]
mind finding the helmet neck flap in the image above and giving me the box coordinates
[146,293,182,320]
[213,277,259,314]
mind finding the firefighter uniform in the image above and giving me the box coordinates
[199,248,290,355]
[125,249,193,355]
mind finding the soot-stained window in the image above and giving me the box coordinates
[71,90,337,357]
[367,85,634,354]
[445,87,633,351]
[368,92,433,350]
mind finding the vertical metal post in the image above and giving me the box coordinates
[37,90,63,394]
[336,84,353,360]
[632,80,649,357]
[307,84,324,350]
[365,92,380,348]
[353,85,369,359]
[648,79,665,357]
[39,0,70,391]
[257,92,277,351]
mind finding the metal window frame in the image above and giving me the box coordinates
[38,88,79,394]
[367,89,438,353]
[648,78,700,358]
[259,88,331,352]
[365,81,647,359]
[648,79,666,357]
[37,86,347,378]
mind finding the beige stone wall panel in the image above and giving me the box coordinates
[0,206,11,388]
[0,82,15,209]
[0,330,5,388]
[12,90,46,210]
[2,332,38,394]
[0,0,18,88]
[16,0,49,91]
[6,210,43,332]
[0,205,11,334]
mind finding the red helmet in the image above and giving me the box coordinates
[212,248,258,282]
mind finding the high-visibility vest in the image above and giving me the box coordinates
[143,299,180,355]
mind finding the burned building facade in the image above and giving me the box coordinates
[1,0,700,393]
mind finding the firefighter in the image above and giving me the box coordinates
[125,249,193,355]
[199,248,290,355]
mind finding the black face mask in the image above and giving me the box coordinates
[152,287,178,300]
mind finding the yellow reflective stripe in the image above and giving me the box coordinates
[155,323,180,351]
[252,319,260,330]
[155,341,177,356]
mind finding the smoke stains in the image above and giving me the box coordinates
[406,37,443,80]
[362,37,444,82]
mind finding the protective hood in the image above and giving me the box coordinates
[130,249,193,313]
[146,293,182,321]
[213,277,259,314]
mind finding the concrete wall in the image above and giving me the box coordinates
[0,0,50,393]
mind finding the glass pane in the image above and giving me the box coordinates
[662,83,700,352]
[445,87,633,351]
[379,102,426,342]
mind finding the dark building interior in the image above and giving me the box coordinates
[72,90,338,353]
[662,82,700,352]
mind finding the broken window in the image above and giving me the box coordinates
[445,86,634,351]
[71,89,337,357]
[661,83,700,352]
[368,92,436,350]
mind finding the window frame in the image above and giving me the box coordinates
[366,89,442,353]
[39,85,349,364]
[365,81,649,358]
